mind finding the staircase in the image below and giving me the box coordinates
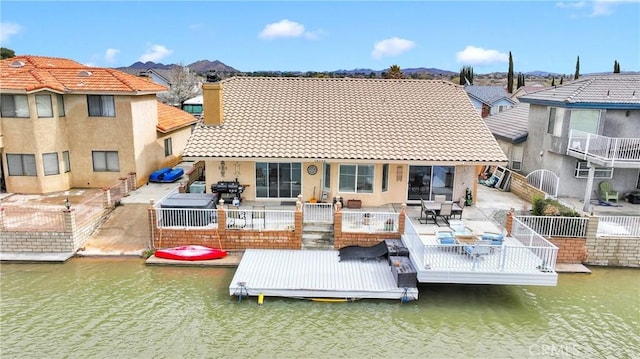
[302,222,334,250]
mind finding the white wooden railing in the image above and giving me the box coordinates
[568,129,640,164]
[341,211,399,233]
[516,215,589,238]
[597,216,640,237]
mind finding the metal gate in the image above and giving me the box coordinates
[303,203,334,223]
[526,169,559,198]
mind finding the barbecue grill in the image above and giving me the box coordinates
[211,179,245,204]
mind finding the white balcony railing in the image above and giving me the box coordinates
[597,216,640,237]
[516,215,589,238]
[154,207,296,231]
[568,129,640,165]
[341,211,399,233]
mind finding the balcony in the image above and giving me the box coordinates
[567,130,640,168]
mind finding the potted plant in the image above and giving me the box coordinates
[384,218,395,231]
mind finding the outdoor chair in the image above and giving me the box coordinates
[434,195,447,203]
[252,205,266,229]
[599,181,619,203]
[435,202,453,226]
[418,198,435,224]
[436,228,456,245]
[464,240,492,258]
[452,197,465,219]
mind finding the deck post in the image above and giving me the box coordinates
[505,208,514,236]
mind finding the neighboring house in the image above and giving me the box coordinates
[484,103,530,172]
[510,85,547,102]
[465,85,517,118]
[518,75,640,210]
[142,69,174,88]
[0,55,195,194]
[182,77,507,206]
[182,95,203,118]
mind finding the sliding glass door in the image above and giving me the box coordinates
[255,162,301,198]
[407,165,455,201]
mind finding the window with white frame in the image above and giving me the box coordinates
[547,107,564,136]
[164,138,173,157]
[87,95,115,117]
[339,164,374,193]
[569,109,600,134]
[62,151,71,173]
[1,94,30,118]
[57,94,65,117]
[511,146,523,171]
[382,164,389,192]
[574,161,613,179]
[36,94,53,118]
[43,152,60,175]
[6,154,37,176]
[92,151,120,172]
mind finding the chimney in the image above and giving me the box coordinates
[202,82,223,126]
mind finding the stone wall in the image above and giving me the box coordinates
[0,231,75,252]
[584,216,640,267]
[509,172,546,203]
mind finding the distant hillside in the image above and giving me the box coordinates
[118,60,239,74]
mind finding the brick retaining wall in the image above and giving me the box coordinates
[509,172,546,203]
[548,237,587,263]
[585,237,640,267]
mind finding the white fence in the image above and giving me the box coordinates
[303,203,334,223]
[341,211,399,233]
[568,129,640,164]
[154,207,295,231]
[516,215,589,238]
[526,169,559,198]
[597,216,640,237]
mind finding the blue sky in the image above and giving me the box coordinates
[1,1,638,74]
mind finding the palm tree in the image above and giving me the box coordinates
[385,64,403,79]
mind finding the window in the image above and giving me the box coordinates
[164,138,173,157]
[1,94,29,118]
[62,151,71,173]
[574,161,613,179]
[323,163,331,189]
[57,94,65,117]
[339,164,374,193]
[382,164,389,192]
[92,151,120,172]
[87,95,115,117]
[43,152,60,175]
[255,162,301,198]
[6,154,36,176]
[35,94,53,118]
[570,109,600,134]
[547,107,564,136]
[511,146,523,171]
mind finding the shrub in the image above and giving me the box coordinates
[532,197,580,217]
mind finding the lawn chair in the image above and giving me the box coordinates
[599,181,619,203]
[452,197,465,219]
[434,195,447,203]
[435,202,453,227]
[418,198,434,224]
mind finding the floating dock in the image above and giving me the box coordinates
[229,249,419,301]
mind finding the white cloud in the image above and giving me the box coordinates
[304,29,327,41]
[371,37,415,59]
[555,1,586,9]
[0,22,22,43]
[557,0,637,17]
[259,19,305,39]
[104,48,120,63]
[456,46,509,65]
[138,44,173,62]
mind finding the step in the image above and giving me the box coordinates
[303,224,334,232]
[302,233,333,242]
[301,241,335,250]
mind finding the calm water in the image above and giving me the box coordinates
[1,258,638,359]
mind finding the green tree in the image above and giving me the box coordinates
[613,60,620,73]
[574,56,580,80]
[1,47,15,59]
[560,76,564,85]
[507,51,514,93]
[385,64,403,79]
[551,77,555,86]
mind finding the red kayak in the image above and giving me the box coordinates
[155,245,227,261]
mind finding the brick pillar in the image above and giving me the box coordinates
[333,204,343,249]
[102,187,112,208]
[119,177,129,196]
[294,207,303,249]
[148,200,157,248]
[0,207,5,231]
[217,200,226,230]
[505,207,515,236]
[398,203,407,235]
[128,172,137,192]
[63,208,77,251]
[584,215,599,264]
[178,182,187,193]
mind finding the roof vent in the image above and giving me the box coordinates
[9,60,25,68]
[78,70,93,77]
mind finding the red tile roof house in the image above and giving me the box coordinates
[183,77,508,208]
[0,55,197,194]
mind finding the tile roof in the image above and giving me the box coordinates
[184,77,508,163]
[464,85,515,105]
[156,102,198,133]
[484,104,530,144]
[0,55,167,94]
[519,75,640,107]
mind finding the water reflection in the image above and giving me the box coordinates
[1,258,638,358]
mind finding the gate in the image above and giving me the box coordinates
[526,169,559,198]
[303,202,334,223]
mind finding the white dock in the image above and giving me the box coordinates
[229,249,419,301]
